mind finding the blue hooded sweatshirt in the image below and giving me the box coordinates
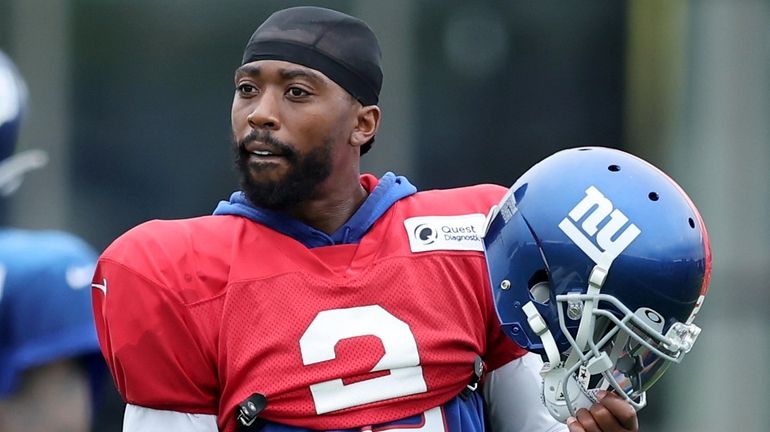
[212,172,416,248]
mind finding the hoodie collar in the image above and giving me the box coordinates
[212,172,416,248]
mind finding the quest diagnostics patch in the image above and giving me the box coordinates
[404,214,486,253]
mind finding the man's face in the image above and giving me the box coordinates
[231,60,359,209]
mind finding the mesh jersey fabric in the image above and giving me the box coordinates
[92,176,525,431]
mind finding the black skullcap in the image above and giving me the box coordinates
[242,6,382,106]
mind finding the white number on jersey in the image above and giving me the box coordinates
[299,305,428,414]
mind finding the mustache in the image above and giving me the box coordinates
[237,130,296,158]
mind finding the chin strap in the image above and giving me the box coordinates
[522,301,561,367]
[522,265,609,367]
[541,365,600,423]
[522,265,614,423]
[565,265,608,366]
[522,301,593,423]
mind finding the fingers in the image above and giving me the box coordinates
[596,391,638,431]
[576,404,608,432]
[565,391,639,432]
[566,415,586,432]
[566,416,584,432]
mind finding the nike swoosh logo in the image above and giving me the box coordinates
[92,278,108,295]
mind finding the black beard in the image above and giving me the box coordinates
[234,131,333,210]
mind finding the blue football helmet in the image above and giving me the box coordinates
[483,146,711,422]
[0,50,47,196]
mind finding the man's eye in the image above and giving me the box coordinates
[287,87,309,97]
[238,84,256,94]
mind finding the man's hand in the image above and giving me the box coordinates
[565,391,638,432]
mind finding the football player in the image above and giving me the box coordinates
[91,6,637,432]
[0,50,103,431]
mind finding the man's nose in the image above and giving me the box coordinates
[246,90,280,130]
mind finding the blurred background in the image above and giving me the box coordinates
[1,0,768,430]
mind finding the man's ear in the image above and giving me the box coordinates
[350,105,381,147]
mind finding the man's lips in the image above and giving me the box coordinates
[243,140,291,158]
[242,142,289,167]
[245,141,273,154]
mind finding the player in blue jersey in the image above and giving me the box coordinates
[0,50,104,431]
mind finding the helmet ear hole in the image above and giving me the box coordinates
[528,269,551,304]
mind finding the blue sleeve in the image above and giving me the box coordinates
[0,228,101,397]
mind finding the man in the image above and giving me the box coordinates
[92,7,638,432]
[0,50,103,432]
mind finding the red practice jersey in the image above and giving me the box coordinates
[92,181,526,432]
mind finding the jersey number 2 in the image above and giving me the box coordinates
[299,305,428,414]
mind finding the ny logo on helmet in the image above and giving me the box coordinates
[558,186,641,268]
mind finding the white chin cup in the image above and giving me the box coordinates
[541,366,599,423]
